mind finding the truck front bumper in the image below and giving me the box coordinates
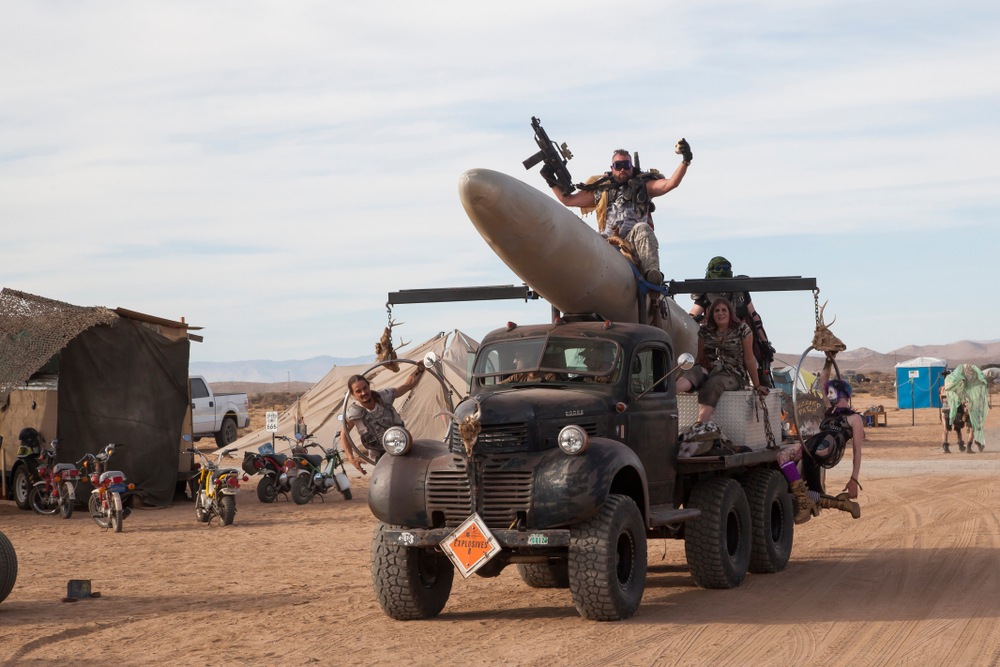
[382,527,571,549]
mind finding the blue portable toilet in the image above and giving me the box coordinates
[895,357,947,409]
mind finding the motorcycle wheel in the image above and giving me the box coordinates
[89,494,110,528]
[290,476,313,505]
[195,491,211,523]
[341,488,353,501]
[59,482,74,519]
[256,477,278,504]
[28,486,59,516]
[219,495,236,526]
[110,493,124,533]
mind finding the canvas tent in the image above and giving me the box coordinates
[1,288,192,507]
[230,330,478,463]
[771,365,817,399]
[895,356,947,409]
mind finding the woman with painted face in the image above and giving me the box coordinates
[776,352,865,523]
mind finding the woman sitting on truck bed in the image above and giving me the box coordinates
[675,296,769,433]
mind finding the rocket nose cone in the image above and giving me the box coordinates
[458,168,504,218]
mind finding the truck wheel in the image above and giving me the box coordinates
[371,522,453,620]
[517,561,569,589]
[0,530,17,604]
[11,467,31,510]
[568,493,647,621]
[256,477,278,503]
[215,417,238,448]
[219,495,236,526]
[743,468,793,574]
[684,477,751,589]
[290,476,313,505]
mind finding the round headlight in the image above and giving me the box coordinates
[557,425,588,455]
[382,426,413,456]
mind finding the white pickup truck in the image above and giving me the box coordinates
[189,376,250,447]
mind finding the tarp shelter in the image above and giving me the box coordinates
[771,365,817,399]
[1,288,193,506]
[895,356,947,409]
[230,330,478,464]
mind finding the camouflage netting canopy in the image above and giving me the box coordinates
[0,288,119,400]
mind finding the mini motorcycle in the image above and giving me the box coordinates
[78,443,133,533]
[27,439,81,519]
[288,439,352,505]
[241,435,295,503]
[187,448,247,526]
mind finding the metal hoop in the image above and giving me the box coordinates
[791,346,840,449]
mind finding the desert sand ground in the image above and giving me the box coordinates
[2,405,1000,667]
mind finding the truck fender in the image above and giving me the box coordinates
[368,439,449,526]
[530,438,648,528]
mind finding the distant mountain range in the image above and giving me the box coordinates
[190,355,373,384]
[191,340,1000,385]
[775,340,1000,374]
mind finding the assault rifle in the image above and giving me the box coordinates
[522,116,576,196]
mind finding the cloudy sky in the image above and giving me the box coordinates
[3,1,998,369]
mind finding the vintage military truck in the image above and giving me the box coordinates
[367,314,796,622]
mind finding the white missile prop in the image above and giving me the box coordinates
[458,168,699,357]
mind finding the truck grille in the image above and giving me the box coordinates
[427,455,533,529]
[449,422,528,454]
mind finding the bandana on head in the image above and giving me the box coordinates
[706,256,733,279]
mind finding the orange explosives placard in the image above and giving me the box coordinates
[441,514,500,578]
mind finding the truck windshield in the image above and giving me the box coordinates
[474,338,620,386]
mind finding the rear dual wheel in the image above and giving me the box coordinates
[684,478,751,589]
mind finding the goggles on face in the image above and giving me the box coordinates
[611,160,632,171]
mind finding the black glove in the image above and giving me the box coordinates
[675,138,693,164]
[540,164,559,189]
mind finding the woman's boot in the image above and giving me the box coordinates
[818,493,861,519]
[789,480,817,524]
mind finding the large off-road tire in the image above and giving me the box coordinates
[215,417,238,448]
[256,477,278,504]
[11,467,31,510]
[89,494,110,528]
[0,530,17,604]
[195,491,211,523]
[517,561,570,589]
[371,522,454,620]
[28,486,59,516]
[59,482,75,520]
[568,493,647,621]
[290,476,314,505]
[743,468,793,574]
[684,477,752,589]
[219,495,236,526]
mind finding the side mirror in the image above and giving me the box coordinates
[677,353,695,371]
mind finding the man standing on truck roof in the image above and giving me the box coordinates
[341,366,425,475]
[542,140,692,291]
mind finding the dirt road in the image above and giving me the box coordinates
[2,407,999,666]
